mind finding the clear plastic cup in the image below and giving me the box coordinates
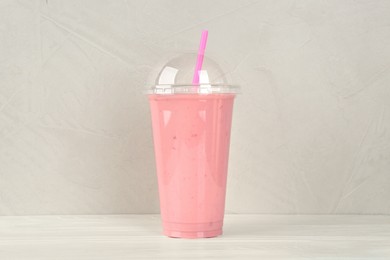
[147,54,239,238]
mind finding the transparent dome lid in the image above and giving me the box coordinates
[146,53,239,94]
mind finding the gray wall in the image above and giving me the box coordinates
[1,0,390,215]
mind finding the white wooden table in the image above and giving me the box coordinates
[1,215,389,259]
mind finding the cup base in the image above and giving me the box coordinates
[163,229,222,239]
[162,220,223,238]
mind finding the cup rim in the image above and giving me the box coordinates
[145,84,240,95]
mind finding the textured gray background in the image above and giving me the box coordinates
[1,0,390,215]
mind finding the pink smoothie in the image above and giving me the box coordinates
[148,93,235,238]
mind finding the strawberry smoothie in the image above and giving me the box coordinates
[148,93,236,238]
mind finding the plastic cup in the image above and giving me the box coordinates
[148,84,238,238]
[146,51,239,238]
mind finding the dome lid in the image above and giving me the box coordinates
[146,53,239,94]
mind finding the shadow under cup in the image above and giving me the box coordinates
[148,89,237,238]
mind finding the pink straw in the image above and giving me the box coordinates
[192,30,208,85]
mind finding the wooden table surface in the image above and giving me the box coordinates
[1,215,389,259]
